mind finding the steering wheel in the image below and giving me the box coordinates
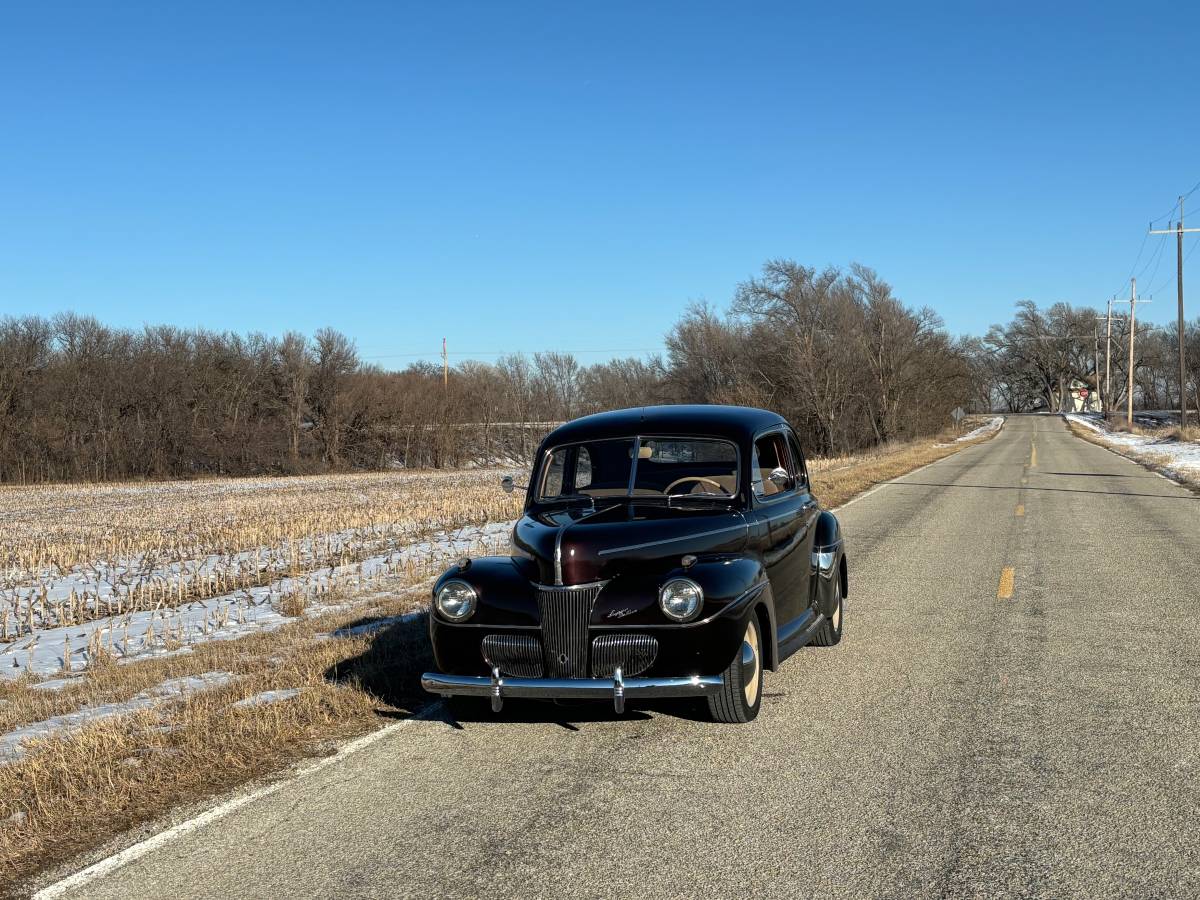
[665,476,728,495]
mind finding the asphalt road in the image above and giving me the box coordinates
[61,415,1200,899]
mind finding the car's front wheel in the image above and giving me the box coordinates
[812,575,844,647]
[708,615,763,724]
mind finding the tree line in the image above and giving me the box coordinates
[10,258,1185,484]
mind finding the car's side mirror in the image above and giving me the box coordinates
[768,467,792,489]
[501,475,528,494]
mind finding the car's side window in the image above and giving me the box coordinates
[785,432,807,490]
[751,432,793,499]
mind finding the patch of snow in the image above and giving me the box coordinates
[934,416,1005,447]
[1064,413,1200,480]
[1065,413,1106,434]
[139,674,234,701]
[0,671,234,762]
[31,676,84,692]
[956,416,1005,442]
[232,688,300,709]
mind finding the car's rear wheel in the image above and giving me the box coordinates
[708,615,763,724]
[812,575,844,647]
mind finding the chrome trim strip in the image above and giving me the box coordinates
[423,672,723,699]
[597,523,748,557]
[553,526,565,585]
[531,579,608,591]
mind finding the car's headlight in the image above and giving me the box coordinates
[435,580,477,622]
[659,578,703,622]
[813,550,836,577]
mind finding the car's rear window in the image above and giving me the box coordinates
[536,436,738,501]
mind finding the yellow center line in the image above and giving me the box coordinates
[1015,504,1025,517]
[997,567,1015,599]
[1030,442,1037,467]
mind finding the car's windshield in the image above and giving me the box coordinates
[535,436,739,503]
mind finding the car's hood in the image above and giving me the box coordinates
[511,503,749,585]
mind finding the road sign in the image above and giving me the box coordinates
[951,407,966,423]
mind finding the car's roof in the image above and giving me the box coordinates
[543,404,787,446]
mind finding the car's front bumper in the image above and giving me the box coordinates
[421,669,723,714]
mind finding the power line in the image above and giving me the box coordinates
[1125,228,1152,282]
[1148,179,1200,225]
[1146,234,1200,298]
[1140,232,1170,288]
[1115,178,1200,297]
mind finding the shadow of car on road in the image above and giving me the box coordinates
[324,610,713,729]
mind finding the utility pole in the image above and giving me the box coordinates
[1149,198,1199,429]
[1094,322,1103,413]
[442,337,448,389]
[1105,297,1113,418]
[1126,279,1152,426]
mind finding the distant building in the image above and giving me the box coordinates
[1068,377,1102,413]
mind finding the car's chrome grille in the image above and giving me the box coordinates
[590,634,658,678]
[481,634,544,678]
[535,582,605,678]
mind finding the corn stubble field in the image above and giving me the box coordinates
[0,421,999,892]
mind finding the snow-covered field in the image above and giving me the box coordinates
[1065,413,1200,481]
[1,520,513,680]
[0,467,526,762]
[0,470,524,681]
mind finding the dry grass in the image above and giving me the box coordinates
[0,426,1006,893]
[1158,425,1200,442]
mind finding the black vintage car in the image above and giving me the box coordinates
[421,405,848,723]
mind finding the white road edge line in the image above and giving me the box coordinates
[34,701,446,899]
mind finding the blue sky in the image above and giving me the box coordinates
[3,2,1198,367]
